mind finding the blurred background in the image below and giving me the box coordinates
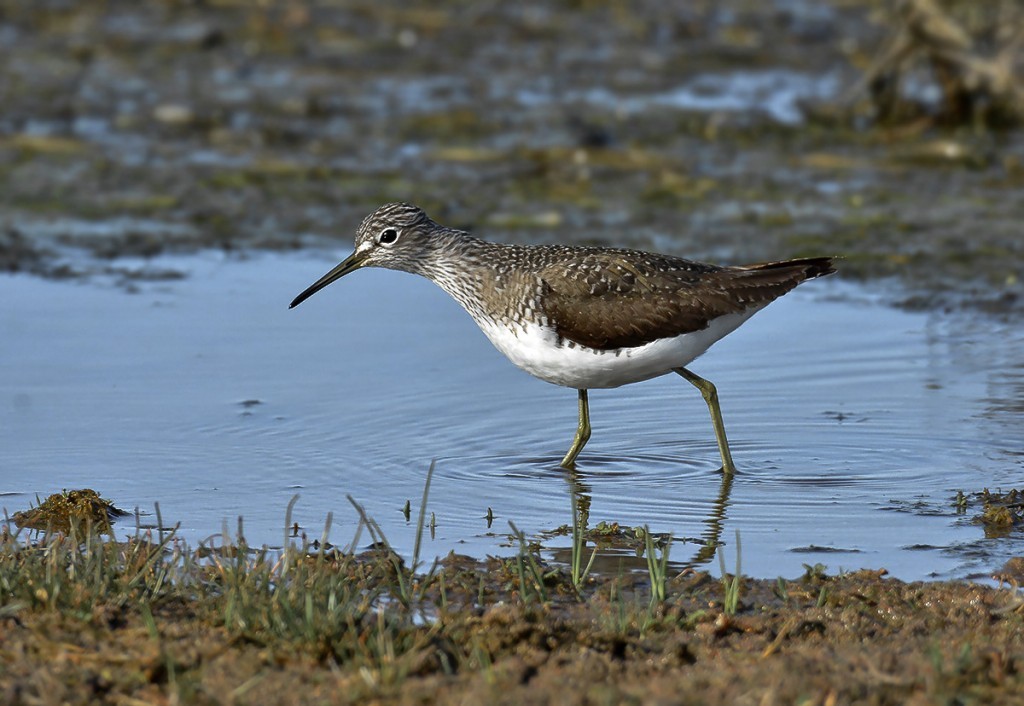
[2,0,1023,580]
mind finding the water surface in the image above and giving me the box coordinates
[2,252,1021,580]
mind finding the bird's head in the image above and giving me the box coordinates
[289,202,440,308]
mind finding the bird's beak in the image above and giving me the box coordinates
[289,250,368,308]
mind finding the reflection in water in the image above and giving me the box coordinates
[687,468,735,568]
[564,463,735,570]
[564,469,592,520]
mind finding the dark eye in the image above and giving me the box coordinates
[379,228,398,244]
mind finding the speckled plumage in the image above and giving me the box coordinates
[338,202,832,357]
[290,202,835,468]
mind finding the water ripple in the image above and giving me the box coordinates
[1,255,1021,580]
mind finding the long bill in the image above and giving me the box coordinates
[289,250,367,308]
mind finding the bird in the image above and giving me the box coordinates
[290,202,835,471]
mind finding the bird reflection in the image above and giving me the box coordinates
[553,462,735,572]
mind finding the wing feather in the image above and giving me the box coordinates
[540,253,834,350]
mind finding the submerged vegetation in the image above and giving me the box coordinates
[972,488,1024,538]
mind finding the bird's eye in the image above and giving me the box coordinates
[379,228,399,244]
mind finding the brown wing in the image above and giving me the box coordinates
[540,253,835,350]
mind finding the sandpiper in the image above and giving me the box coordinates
[290,203,835,471]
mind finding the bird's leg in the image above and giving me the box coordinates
[674,367,737,475]
[560,389,591,469]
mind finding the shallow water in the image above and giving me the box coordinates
[574,69,841,125]
[2,252,1022,581]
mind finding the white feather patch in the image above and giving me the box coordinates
[473,305,766,389]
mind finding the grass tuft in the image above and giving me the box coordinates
[717,530,742,616]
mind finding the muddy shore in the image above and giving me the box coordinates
[1,0,1021,313]
[3,525,1024,705]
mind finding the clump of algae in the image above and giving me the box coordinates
[12,489,125,533]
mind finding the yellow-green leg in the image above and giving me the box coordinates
[560,389,591,469]
[674,367,737,474]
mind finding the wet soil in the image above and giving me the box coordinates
[3,537,1024,706]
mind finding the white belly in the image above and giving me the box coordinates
[475,306,766,389]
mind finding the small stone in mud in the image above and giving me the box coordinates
[153,104,195,125]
